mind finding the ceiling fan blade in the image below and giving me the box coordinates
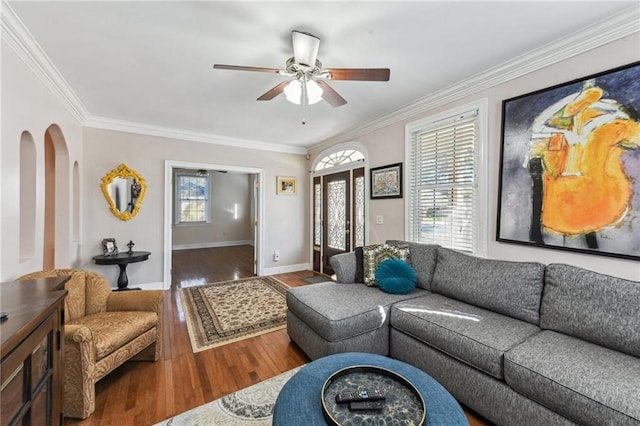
[292,30,320,67]
[257,81,290,101]
[326,68,390,81]
[316,80,347,107]
[213,64,282,74]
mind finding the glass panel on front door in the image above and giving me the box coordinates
[314,183,322,247]
[354,175,365,248]
[327,180,346,250]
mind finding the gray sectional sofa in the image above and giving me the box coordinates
[285,241,640,425]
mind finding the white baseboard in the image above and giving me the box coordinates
[172,240,254,251]
[263,263,311,276]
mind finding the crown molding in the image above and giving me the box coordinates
[84,116,309,155]
[311,5,640,152]
[1,1,88,123]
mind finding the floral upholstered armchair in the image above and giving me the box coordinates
[18,269,164,419]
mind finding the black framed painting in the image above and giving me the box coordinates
[497,61,640,260]
[370,163,403,199]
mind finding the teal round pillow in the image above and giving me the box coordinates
[375,258,417,294]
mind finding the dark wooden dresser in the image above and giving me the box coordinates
[1,277,68,426]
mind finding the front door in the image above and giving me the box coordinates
[313,167,365,276]
[322,171,351,275]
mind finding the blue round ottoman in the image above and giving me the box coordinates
[273,352,468,425]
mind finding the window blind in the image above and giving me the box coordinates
[408,111,478,252]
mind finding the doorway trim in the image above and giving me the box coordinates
[310,142,369,273]
[164,160,264,290]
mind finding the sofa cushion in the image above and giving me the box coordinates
[376,259,417,295]
[431,248,545,324]
[362,244,411,286]
[391,294,540,379]
[286,282,427,342]
[505,330,640,425]
[541,263,640,358]
[386,241,439,291]
[67,311,158,360]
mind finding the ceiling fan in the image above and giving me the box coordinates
[213,30,390,109]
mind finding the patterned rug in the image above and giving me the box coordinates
[180,276,289,352]
[155,367,302,425]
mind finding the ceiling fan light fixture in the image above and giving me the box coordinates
[284,80,323,105]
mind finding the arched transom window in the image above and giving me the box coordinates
[314,149,365,171]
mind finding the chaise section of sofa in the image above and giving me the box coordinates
[286,243,440,360]
[287,280,427,360]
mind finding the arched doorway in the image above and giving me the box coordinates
[311,143,367,275]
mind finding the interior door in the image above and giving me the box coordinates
[322,171,351,275]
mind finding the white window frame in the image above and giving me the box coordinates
[175,172,211,225]
[404,99,488,257]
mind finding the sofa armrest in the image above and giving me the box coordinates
[63,325,96,419]
[330,252,357,283]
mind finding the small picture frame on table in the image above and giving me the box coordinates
[102,238,119,256]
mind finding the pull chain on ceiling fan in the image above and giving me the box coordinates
[213,30,390,119]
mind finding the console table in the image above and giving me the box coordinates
[92,251,150,290]
[1,276,69,426]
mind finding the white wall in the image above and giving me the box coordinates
[1,39,84,281]
[172,170,253,249]
[310,34,640,281]
[81,127,309,287]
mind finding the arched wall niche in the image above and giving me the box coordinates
[19,131,37,262]
[43,124,71,269]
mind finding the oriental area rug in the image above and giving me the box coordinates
[155,366,302,425]
[180,276,289,353]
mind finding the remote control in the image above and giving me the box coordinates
[350,400,385,411]
[335,389,385,403]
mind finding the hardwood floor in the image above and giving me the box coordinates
[65,246,491,425]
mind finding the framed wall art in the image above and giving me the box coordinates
[277,176,297,195]
[370,163,403,199]
[497,61,640,260]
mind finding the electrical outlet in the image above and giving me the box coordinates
[376,215,384,225]
[274,249,280,261]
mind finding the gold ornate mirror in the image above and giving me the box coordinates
[101,163,147,221]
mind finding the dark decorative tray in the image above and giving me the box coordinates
[321,365,426,425]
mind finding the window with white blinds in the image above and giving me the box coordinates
[407,110,478,253]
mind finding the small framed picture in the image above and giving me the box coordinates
[277,176,297,195]
[370,163,403,199]
[102,238,119,256]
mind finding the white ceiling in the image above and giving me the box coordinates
[6,1,639,152]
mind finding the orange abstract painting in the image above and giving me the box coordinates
[497,61,640,260]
